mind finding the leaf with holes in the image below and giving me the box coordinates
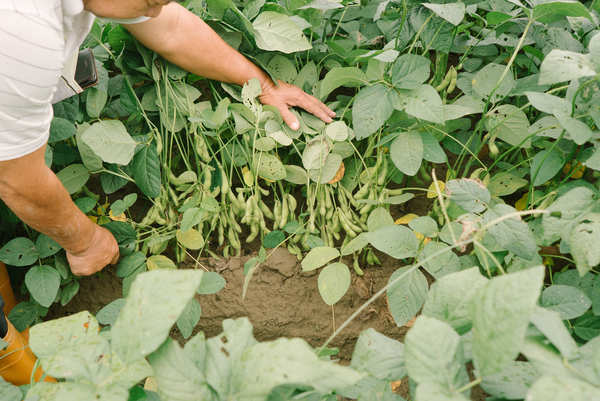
[0,238,39,267]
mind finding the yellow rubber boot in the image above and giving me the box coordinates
[0,320,55,385]
[0,263,16,315]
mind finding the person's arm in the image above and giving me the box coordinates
[0,146,119,276]
[124,3,335,130]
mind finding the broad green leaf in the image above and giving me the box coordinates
[481,361,539,400]
[148,339,212,401]
[293,61,318,91]
[533,1,593,24]
[96,298,126,326]
[177,298,202,339]
[301,246,340,271]
[404,85,444,124]
[131,145,161,198]
[387,266,428,326]
[539,50,596,85]
[352,84,394,140]
[445,178,491,213]
[284,165,308,185]
[367,207,394,232]
[57,164,90,194]
[181,207,207,232]
[530,148,565,186]
[472,63,515,103]
[472,266,545,376]
[391,54,431,89]
[391,131,424,176]
[302,136,330,170]
[325,121,349,141]
[257,152,286,181]
[420,131,447,163]
[555,112,594,145]
[308,153,342,183]
[485,105,531,148]
[351,329,406,381]
[318,262,351,305]
[319,67,367,100]
[488,172,528,197]
[60,281,79,306]
[25,265,60,307]
[266,55,297,84]
[81,120,136,165]
[0,377,21,401]
[423,2,466,25]
[263,230,285,248]
[147,255,176,270]
[569,216,600,276]
[86,87,108,118]
[406,316,468,391]
[232,337,363,400]
[530,306,579,359]
[49,117,76,143]
[484,204,538,260]
[415,382,469,401]
[340,233,370,256]
[423,267,488,334]
[527,375,600,401]
[24,382,97,401]
[197,271,226,294]
[34,234,60,259]
[253,12,311,53]
[419,242,461,279]
[409,216,438,237]
[117,252,146,278]
[112,270,204,363]
[525,91,570,115]
[540,285,591,320]
[0,237,39,267]
[366,225,419,259]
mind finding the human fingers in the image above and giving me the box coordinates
[276,103,301,130]
[289,90,335,123]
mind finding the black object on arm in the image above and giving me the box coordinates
[0,295,7,338]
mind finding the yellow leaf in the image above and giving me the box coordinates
[109,210,127,222]
[242,166,254,186]
[395,213,418,225]
[144,377,158,391]
[414,232,425,241]
[427,181,445,198]
[88,216,98,224]
[515,193,528,211]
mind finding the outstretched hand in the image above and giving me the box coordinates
[259,80,336,130]
[67,225,120,276]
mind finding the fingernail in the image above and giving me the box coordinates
[291,121,299,130]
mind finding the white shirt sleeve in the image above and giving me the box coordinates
[0,2,64,161]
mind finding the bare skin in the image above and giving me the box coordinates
[0,0,334,276]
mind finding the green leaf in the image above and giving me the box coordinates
[539,50,596,85]
[340,233,370,256]
[49,117,76,143]
[540,285,592,320]
[301,246,340,272]
[111,270,204,363]
[569,216,600,276]
[177,229,206,250]
[25,266,61,307]
[484,204,538,260]
[445,178,491,213]
[196,271,226,294]
[302,136,330,170]
[308,153,343,183]
[257,153,286,181]
[527,375,600,401]
[56,164,90,194]
[147,255,176,270]
[116,252,146,278]
[423,2,466,25]
[525,91,570,115]
[263,230,285,248]
[319,67,367,100]
[530,306,579,359]
[481,361,539,400]
[391,54,431,89]
[387,266,428,326]
[81,120,136,165]
[177,298,202,339]
[472,266,545,376]
[533,1,593,24]
[485,104,531,148]
[555,112,594,145]
[404,85,445,124]
[488,172,528,197]
[96,298,126,326]
[419,242,461,279]
[60,280,79,306]
[35,234,61,259]
[390,131,424,176]
[415,382,469,401]
[131,145,161,198]
[8,301,45,332]
[423,267,488,334]
[366,225,418,259]
[267,55,297,83]
[284,165,308,185]
[350,329,406,381]
[409,216,438,237]
[325,121,349,141]
[352,84,394,140]
[472,63,515,103]
[531,148,565,186]
[420,131,447,163]
[367,208,394,232]
[0,376,22,401]
[405,316,468,389]
[86,87,108,118]
[318,262,351,305]
[253,12,312,54]
[0,237,39,267]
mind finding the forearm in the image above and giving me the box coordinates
[0,146,95,255]
[125,4,271,87]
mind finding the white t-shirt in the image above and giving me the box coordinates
[0,0,148,161]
